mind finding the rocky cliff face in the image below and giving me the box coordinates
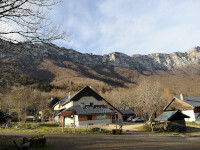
[1,39,200,72]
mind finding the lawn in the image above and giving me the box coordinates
[1,122,112,134]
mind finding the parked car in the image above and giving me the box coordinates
[131,117,144,122]
[127,116,136,122]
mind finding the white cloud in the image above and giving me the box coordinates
[53,0,200,55]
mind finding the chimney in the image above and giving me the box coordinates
[180,93,184,100]
[68,92,71,99]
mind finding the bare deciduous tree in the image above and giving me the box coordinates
[0,0,66,43]
[135,80,166,121]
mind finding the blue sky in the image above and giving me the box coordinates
[51,0,200,55]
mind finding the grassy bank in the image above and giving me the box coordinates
[1,122,112,134]
[137,124,181,135]
[186,121,200,126]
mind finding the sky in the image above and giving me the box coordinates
[51,0,200,56]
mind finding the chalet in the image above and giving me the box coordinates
[163,93,200,122]
[155,110,189,131]
[53,86,122,126]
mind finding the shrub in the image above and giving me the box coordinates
[138,124,152,132]
[13,122,39,129]
[39,122,59,127]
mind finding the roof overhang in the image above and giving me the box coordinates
[60,111,74,117]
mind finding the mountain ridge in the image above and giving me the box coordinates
[1,39,200,91]
[1,39,200,72]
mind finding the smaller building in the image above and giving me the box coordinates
[120,110,136,121]
[164,93,200,122]
[155,110,189,131]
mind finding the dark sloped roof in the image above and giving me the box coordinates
[70,86,103,101]
[155,110,189,121]
[120,110,135,115]
[60,96,70,106]
[49,97,60,108]
[176,97,200,107]
[62,105,114,115]
[60,86,103,106]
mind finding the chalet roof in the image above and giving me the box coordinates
[176,97,200,107]
[120,110,135,115]
[70,86,103,101]
[60,96,70,106]
[163,97,200,111]
[155,110,189,121]
[62,105,114,115]
[49,97,60,108]
[61,86,103,106]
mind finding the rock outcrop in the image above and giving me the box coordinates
[1,39,200,72]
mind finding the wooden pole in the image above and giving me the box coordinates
[73,114,76,133]
[115,114,117,129]
[62,117,64,133]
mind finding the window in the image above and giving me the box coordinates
[87,115,92,120]
[97,115,106,120]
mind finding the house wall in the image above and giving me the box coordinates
[61,101,73,110]
[78,115,88,121]
[182,110,195,122]
[54,104,60,111]
[62,114,112,126]
[172,119,186,131]
[64,117,73,126]
[75,119,112,126]
[106,114,111,119]
[73,96,103,105]
[194,107,200,113]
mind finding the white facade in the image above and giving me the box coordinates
[64,117,74,125]
[54,104,60,111]
[75,119,112,126]
[61,101,73,110]
[182,110,195,122]
[73,96,103,105]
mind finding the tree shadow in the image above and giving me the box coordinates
[53,61,132,87]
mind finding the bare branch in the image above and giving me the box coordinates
[0,0,66,43]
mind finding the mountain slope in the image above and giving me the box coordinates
[1,39,200,92]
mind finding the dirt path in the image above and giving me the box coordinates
[74,122,144,131]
